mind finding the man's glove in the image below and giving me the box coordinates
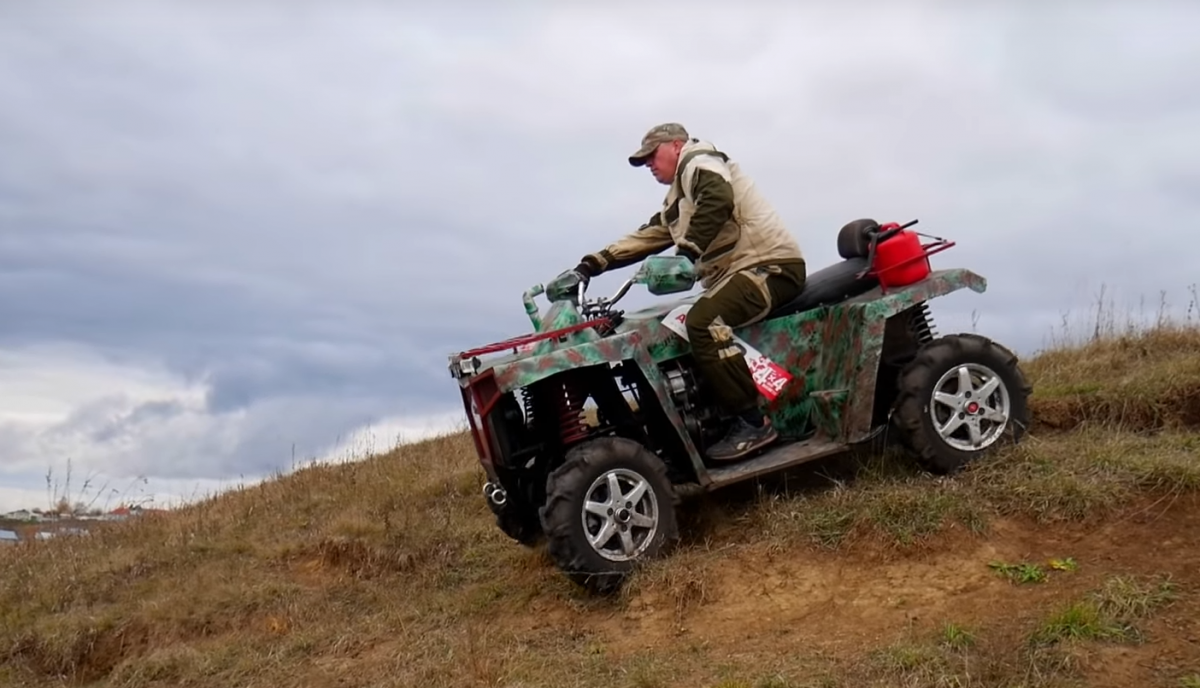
[675,245,700,263]
[546,258,600,302]
[669,248,699,285]
[546,266,589,302]
[678,256,697,283]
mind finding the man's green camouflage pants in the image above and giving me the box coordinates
[684,261,807,417]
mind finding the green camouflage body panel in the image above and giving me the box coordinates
[522,284,545,332]
[453,266,987,468]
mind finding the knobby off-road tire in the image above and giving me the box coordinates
[539,437,679,595]
[893,333,1032,474]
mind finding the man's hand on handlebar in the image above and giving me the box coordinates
[546,267,589,302]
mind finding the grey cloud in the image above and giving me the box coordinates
[1000,5,1200,123]
[0,4,1198,493]
[73,398,187,444]
[129,397,388,480]
[3,393,393,482]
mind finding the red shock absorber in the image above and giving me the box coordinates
[557,378,590,444]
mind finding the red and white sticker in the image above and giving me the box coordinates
[662,305,792,400]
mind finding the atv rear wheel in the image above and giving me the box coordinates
[539,437,678,595]
[893,333,1032,474]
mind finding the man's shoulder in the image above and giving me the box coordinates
[679,139,729,164]
[677,140,733,189]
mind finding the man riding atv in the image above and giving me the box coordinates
[547,123,808,462]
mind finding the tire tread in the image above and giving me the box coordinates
[539,436,679,594]
[892,333,1033,473]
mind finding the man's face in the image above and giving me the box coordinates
[646,140,683,185]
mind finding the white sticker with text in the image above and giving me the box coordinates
[662,305,792,400]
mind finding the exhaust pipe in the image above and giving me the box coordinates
[483,481,508,507]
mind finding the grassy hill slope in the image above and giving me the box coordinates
[3,313,1200,688]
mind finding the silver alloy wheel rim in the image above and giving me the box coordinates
[581,468,659,562]
[930,362,1011,451]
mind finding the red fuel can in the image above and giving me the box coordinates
[873,230,931,289]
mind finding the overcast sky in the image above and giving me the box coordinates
[1,3,1197,512]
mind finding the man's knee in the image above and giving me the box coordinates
[686,307,742,362]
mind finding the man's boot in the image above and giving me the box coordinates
[707,410,778,462]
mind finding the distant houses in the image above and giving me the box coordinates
[1,509,46,523]
[0,503,165,543]
[1,504,162,522]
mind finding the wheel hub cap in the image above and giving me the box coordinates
[930,362,1011,451]
[582,468,659,562]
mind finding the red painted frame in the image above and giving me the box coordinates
[457,317,614,360]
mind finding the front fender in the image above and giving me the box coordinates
[488,330,706,482]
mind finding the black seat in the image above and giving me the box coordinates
[768,256,879,318]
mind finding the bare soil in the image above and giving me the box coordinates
[579,492,1200,686]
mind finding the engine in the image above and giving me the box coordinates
[663,363,722,448]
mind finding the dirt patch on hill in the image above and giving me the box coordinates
[1031,385,1200,433]
[1024,323,1200,434]
[591,492,1200,678]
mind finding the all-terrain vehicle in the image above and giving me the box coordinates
[447,219,1032,593]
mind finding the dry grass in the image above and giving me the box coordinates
[742,425,1200,555]
[2,292,1200,688]
[1027,284,1200,432]
[828,573,1181,688]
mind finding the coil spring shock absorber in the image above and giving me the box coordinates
[556,377,589,444]
[520,387,536,429]
[910,302,938,344]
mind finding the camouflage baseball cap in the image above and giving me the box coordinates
[628,122,689,166]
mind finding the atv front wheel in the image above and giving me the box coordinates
[539,437,679,595]
[893,333,1032,474]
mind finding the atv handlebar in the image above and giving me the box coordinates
[522,275,634,332]
[526,255,694,332]
[579,275,636,318]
